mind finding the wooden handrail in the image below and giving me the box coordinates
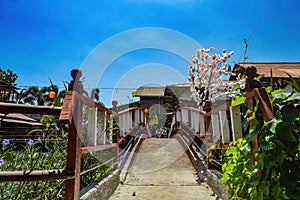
[245,88,274,121]
[180,106,206,115]
[59,91,77,124]
[118,107,143,115]
[59,91,113,124]
[80,94,113,114]
[81,144,117,155]
[0,168,74,182]
[117,124,143,145]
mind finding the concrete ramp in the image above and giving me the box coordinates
[110,138,214,200]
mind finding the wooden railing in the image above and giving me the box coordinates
[60,83,147,199]
[0,69,147,200]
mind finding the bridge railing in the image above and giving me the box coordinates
[58,70,147,199]
[170,103,243,146]
[0,69,147,200]
[59,88,118,199]
[171,87,274,162]
[118,107,146,137]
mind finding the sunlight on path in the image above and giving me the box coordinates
[110,138,215,200]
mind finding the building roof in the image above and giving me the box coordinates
[135,86,166,97]
[235,62,300,78]
[0,113,41,126]
[167,84,192,101]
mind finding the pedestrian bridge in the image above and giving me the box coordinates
[109,138,214,200]
[1,69,252,200]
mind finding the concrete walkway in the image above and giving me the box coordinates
[110,138,215,200]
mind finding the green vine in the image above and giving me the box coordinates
[221,87,300,199]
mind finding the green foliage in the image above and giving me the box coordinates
[17,83,65,106]
[0,116,113,199]
[0,68,18,86]
[284,73,300,92]
[0,118,67,199]
[231,94,246,107]
[222,88,300,200]
[207,139,224,171]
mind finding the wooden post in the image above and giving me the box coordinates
[204,100,212,153]
[65,69,83,200]
[111,100,119,168]
[111,100,119,143]
[132,109,135,128]
[246,96,259,156]
[109,113,113,142]
[204,100,212,135]
[246,88,274,158]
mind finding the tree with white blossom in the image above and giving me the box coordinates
[188,47,246,109]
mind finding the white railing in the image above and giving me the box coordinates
[170,104,243,144]
[118,108,146,137]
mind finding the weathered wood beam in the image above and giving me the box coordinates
[0,102,61,115]
[0,168,74,182]
[81,144,117,155]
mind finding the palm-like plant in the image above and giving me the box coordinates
[16,81,62,106]
[17,86,40,105]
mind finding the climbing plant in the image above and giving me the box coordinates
[221,86,300,199]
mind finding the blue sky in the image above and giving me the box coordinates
[1,0,300,106]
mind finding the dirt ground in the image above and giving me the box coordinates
[110,138,215,200]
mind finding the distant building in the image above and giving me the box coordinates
[0,81,18,103]
[134,84,195,113]
[135,86,166,111]
[0,111,42,140]
[166,84,195,107]
[230,62,300,91]
[0,83,44,140]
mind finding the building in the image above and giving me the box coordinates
[135,86,166,112]
[0,111,42,140]
[230,62,300,90]
[134,84,196,111]
[0,81,18,103]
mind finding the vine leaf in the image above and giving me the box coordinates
[276,121,296,142]
[281,105,300,121]
[231,94,246,107]
[231,83,240,92]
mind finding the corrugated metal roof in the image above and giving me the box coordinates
[0,113,41,126]
[236,62,300,78]
[167,84,192,101]
[135,86,166,97]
